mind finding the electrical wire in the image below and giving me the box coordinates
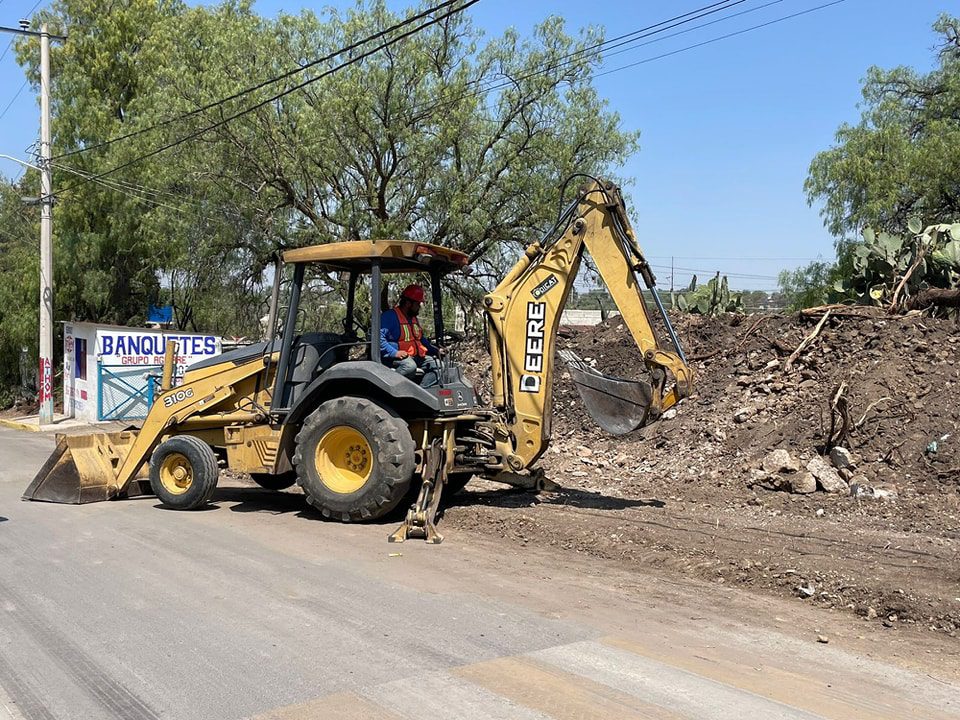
[56,163,272,232]
[54,0,755,213]
[406,0,844,129]
[651,263,780,280]
[0,77,27,120]
[52,0,472,162]
[0,0,43,63]
[54,0,745,164]
[50,0,847,254]
[48,0,767,194]
[53,0,480,197]
[457,0,752,106]
[648,255,820,261]
[589,0,788,67]
[592,0,847,80]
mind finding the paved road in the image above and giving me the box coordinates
[0,427,957,720]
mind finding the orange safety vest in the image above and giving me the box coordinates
[394,307,428,358]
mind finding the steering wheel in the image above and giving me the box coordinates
[343,316,367,340]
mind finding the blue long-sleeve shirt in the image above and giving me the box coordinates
[379,308,438,361]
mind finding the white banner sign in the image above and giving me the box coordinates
[97,331,220,376]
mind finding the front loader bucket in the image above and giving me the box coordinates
[559,350,654,435]
[22,431,148,504]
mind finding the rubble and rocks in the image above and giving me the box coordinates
[829,446,855,470]
[807,456,849,494]
[788,471,817,494]
[451,309,960,634]
[762,449,800,474]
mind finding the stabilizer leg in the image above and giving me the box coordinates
[389,438,447,544]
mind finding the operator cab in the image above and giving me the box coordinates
[267,240,479,417]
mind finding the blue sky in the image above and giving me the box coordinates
[0,1,952,289]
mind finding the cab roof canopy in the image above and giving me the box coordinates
[283,240,469,275]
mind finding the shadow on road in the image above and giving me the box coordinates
[215,487,311,516]
[212,487,409,526]
[446,486,666,512]
[203,484,664,526]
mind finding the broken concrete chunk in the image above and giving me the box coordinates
[807,456,849,494]
[747,468,771,487]
[734,407,755,423]
[850,481,898,501]
[788,471,817,494]
[762,448,800,474]
[829,446,855,470]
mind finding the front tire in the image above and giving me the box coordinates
[149,435,220,510]
[293,397,416,521]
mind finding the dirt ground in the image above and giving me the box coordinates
[445,309,960,639]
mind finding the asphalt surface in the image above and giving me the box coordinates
[0,426,958,720]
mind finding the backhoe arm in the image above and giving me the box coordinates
[484,179,692,472]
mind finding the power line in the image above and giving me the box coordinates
[0,0,43,63]
[55,0,743,166]
[650,263,780,280]
[49,0,767,202]
[52,0,846,235]
[0,77,27,120]
[593,0,848,80]
[56,162,266,229]
[54,0,480,196]
[648,255,820,261]
[340,0,847,154]
[589,0,788,66]
[52,0,471,162]
[402,0,752,125]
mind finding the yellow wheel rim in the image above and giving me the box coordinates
[316,426,372,494]
[159,452,193,495]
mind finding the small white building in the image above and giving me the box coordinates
[63,321,222,423]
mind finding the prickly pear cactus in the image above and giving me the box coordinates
[674,273,744,316]
[835,222,960,307]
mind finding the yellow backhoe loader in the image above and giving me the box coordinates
[24,178,692,542]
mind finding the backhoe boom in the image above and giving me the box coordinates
[484,179,692,471]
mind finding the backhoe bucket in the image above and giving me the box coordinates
[22,431,148,504]
[559,351,654,435]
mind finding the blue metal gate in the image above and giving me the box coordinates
[97,363,159,421]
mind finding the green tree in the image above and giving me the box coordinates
[806,14,960,238]
[776,260,836,310]
[15,0,639,347]
[142,1,640,281]
[0,174,41,402]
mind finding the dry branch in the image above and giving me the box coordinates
[785,310,831,371]
[826,381,851,452]
[907,288,960,310]
[855,397,892,429]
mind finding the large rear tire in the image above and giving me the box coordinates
[149,435,219,510]
[293,397,416,521]
[249,471,296,491]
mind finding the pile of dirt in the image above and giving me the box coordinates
[446,309,960,636]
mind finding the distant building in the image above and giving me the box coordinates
[63,321,222,423]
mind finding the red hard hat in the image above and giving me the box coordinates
[400,284,425,303]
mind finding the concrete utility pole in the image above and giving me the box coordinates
[38,23,53,424]
[0,20,66,424]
